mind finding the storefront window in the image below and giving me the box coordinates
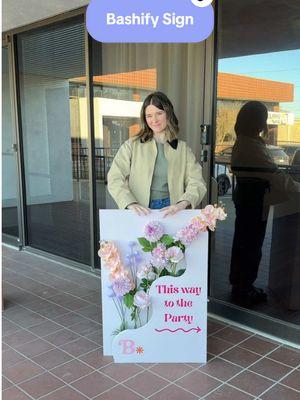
[17,17,91,264]
[211,1,300,325]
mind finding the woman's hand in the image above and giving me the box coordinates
[160,201,190,218]
[127,203,151,216]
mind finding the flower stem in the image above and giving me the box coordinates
[172,262,177,275]
[112,297,123,321]
[138,310,142,327]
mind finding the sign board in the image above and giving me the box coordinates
[99,210,208,363]
[267,111,294,126]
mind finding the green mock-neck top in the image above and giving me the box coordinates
[150,142,170,201]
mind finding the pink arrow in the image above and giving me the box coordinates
[155,326,201,334]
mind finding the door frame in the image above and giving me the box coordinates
[2,38,25,249]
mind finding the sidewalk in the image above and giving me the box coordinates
[2,245,300,400]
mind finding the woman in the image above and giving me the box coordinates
[107,91,206,216]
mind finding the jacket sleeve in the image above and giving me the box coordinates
[107,140,138,209]
[177,145,207,208]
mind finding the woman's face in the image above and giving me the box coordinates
[145,104,167,134]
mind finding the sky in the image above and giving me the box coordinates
[219,49,300,118]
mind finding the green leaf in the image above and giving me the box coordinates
[176,269,186,277]
[123,293,134,308]
[140,283,148,290]
[160,234,174,246]
[152,266,158,274]
[174,240,186,252]
[142,245,153,252]
[138,237,151,247]
[130,307,137,321]
[159,268,170,277]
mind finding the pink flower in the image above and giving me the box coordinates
[191,216,208,233]
[151,243,167,267]
[134,291,151,309]
[205,215,217,231]
[202,205,227,222]
[112,275,132,297]
[110,267,131,279]
[98,241,116,260]
[108,266,124,281]
[201,205,228,231]
[203,205,216,216]
[175,225,199,246]
[98,241,126,272]
[144,221,164,242]
[165,246,184,263]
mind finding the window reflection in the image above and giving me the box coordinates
[212,5,300,324]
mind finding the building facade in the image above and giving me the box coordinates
[2,0,300,344]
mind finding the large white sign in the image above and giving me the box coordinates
[267,111,294,126]
[99,210,208,363]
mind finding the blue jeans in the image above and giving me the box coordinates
[149,198,171,210]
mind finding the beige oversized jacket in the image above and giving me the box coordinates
[107,138,207,209]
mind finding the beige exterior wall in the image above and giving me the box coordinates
[2,0,89,32]
[278,120,300,144]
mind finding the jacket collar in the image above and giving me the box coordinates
[140,137,178,150]
[168,139,178,149]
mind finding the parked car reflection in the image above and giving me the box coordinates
[214,163,232,196]
[281,144,300,164]
[215,144,289,165]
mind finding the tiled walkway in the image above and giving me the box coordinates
[2,245,300,400]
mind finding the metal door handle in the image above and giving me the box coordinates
[200,124,210,145]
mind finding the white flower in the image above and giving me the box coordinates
[133,291,151,309]
[165,246,184,263]
[147,272,157,281]
[137,263,152,280]
[214,207,227,220]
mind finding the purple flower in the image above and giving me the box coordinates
[106,285,116,298]
[112,276,132,297]
[151,243,167,267]
[144,221,164,242]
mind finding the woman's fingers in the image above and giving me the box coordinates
[162,210,172,218]
[161,205,178,218]
[139,206,151,215]
[128,204,151,216]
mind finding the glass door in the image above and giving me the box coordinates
[2,45,22,246]
[209,0,300,342]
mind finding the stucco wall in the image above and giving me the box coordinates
[2,0,89,32]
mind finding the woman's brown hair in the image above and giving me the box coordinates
[135,91,179,142]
